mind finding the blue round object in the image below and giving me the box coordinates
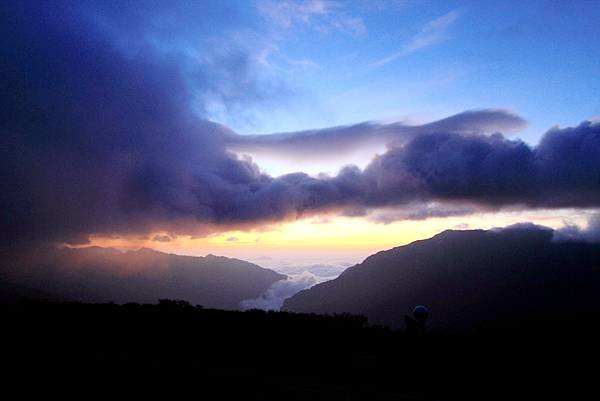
[413,305,429,320]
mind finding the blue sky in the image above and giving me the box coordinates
[196,0,600,148]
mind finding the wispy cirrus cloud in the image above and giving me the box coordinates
[258,0,330,28]
[258,0,366,36]
[372,9,461,67]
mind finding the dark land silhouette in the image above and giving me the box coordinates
[284,226,600,332]
[4,299,599,400]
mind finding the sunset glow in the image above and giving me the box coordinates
[83,208,593,265]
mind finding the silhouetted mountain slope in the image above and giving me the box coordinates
[5,247,285,309]
[283,226,600,332]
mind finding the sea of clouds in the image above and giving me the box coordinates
[240,262,352,310]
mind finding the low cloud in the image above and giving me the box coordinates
[240,271,318,311]
[368,203,479,224]
[274,263,350,280]
[240,262,349,310]
[553,213,600,243]
[152,234,173,243]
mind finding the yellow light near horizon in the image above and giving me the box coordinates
[85,208,592,262]
[203,208,589,250]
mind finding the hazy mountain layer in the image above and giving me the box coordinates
[283,226,600,332]
[3,247,285,309]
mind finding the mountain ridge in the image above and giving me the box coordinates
[3,246,286,309]
[283,226,600,332]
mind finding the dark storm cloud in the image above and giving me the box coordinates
[0,1,270,247]
[357,121,600,208]
[2,1,600,250]
[226,109,527,161]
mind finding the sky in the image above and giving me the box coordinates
[2,0,600,267]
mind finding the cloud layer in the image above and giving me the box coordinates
[258,0,366,36]
[2,1,600,251]
[240,271,318,311]
[226,109,527,161]
[554,213,600,243]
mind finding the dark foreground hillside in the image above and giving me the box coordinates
[4,300,599,400]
